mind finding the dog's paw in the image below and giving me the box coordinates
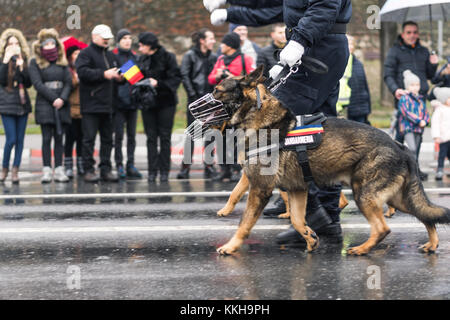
[419,242,438,254]
[217,244,238,255]
[217,206,233,217]
[277,212,290,219]
[347,245,370,256]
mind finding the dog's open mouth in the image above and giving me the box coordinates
[185,93,233,139]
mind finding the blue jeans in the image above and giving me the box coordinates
[1,114,28,168]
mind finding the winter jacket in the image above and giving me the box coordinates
[431,100,450,143]
[398,93,429,134]
[137,46,182,107]
[227,0,352,48]
[29,29,72,125]
[257,41,283,77]
[384,36,438,97]
[346,55,371,118]
[181,47,217,100]
[113,47,138,110]
[208,52,254,85]
[69,68,81,119]
[0,28,32,116]
[75,43,120,114]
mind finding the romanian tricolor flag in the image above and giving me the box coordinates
[120,60,144,85]
[287,124,324,137]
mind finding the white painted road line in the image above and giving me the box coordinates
[0,223,426,234]
[0,188,449,201]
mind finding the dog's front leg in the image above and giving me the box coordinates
[288,190,320,252]
[217,186,272,255]
[218,173,249,217]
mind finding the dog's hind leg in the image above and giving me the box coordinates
[348,190,391,256]
[218,173,249,217]
[217,186,272,255]
[288,190,320,252]
[419,224,439,253]
[384,206,396,218]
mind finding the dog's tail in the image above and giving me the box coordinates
[404,158,450,225]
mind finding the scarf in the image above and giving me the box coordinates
[41,47,59,62]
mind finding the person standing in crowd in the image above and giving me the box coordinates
[208,32,254,182]
[205,0,351,245]
[431,61,450,88]
[257,23,286,78]
[137,32,182,183]
[0,29,32,184]
[398,70,429,167]
[76,24,122,183]
[430,87,450,180]
[384,21,438,180]
[113,29,142,180]
[29,28,72,184]
[63,43,84,179]
[337,35,371,124]
[229,24,260,70]
[177,28,218,180]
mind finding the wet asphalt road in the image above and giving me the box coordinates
[0,179,449,300]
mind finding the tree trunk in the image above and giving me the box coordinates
[111,0,125,33]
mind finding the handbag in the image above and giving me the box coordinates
[131,79,157,111]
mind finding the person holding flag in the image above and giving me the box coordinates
[113,29,143,180]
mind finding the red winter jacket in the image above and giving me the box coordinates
[208,53,254,85]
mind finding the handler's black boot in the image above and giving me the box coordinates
[263,196,286,217]
[276,192,342,245]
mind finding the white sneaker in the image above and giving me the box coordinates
[54,166,69,183]
[41,167,52,184]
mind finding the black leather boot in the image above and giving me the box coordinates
[263,196,286,217]
[177,164,190,180]
[213,165,231,182]
[204,165,218,179]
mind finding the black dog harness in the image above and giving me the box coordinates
[246,112,327,187]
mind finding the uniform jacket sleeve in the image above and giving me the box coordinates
[75,50,106,84]
[383,47,400,95]
[227,6,284,26]
[290,0,342,48]
[180,51,196,98]
[28,59,59,103]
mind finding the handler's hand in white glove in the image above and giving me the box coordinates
[269,64,284,80]
[279,40,305,67]
[210,9,228,26]
[204,0,227,13]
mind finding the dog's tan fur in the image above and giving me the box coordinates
[212,66,449,256]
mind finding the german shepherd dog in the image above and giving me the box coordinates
[209,65,450,256]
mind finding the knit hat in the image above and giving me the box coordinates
[66,45,80,60]
[403,70,420,89]
[229,23,244,32]
[116,28,131,43]
[434,87,450,104]
[221,32,241,50]
[138,32,159,49]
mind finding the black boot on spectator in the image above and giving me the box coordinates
[148,171,157,183]
[263,196,286,217]
[77,158,85,176]
[177,164,190,180]
[126,165,143,180]
[204,165,218,179]
[213,166,231,182]
[160,171,169,183]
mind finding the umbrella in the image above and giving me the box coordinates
[380,0,450,48]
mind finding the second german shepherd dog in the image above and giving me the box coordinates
[211,65,450,256]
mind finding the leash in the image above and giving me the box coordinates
[268,56,329,93]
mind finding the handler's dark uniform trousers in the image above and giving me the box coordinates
[273,34,349,223]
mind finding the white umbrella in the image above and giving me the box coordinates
[380,0,450,49]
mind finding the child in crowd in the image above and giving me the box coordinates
[431,87,450,180]
[398,70,430,176]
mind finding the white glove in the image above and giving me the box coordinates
[279,40,305,67]
[204,0,227,13]
[269,64,284,80]
[210,9,228,26]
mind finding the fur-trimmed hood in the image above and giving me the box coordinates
[0,28,30,61]
[32,28,67,69]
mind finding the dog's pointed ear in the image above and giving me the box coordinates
[240,65,265,87]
